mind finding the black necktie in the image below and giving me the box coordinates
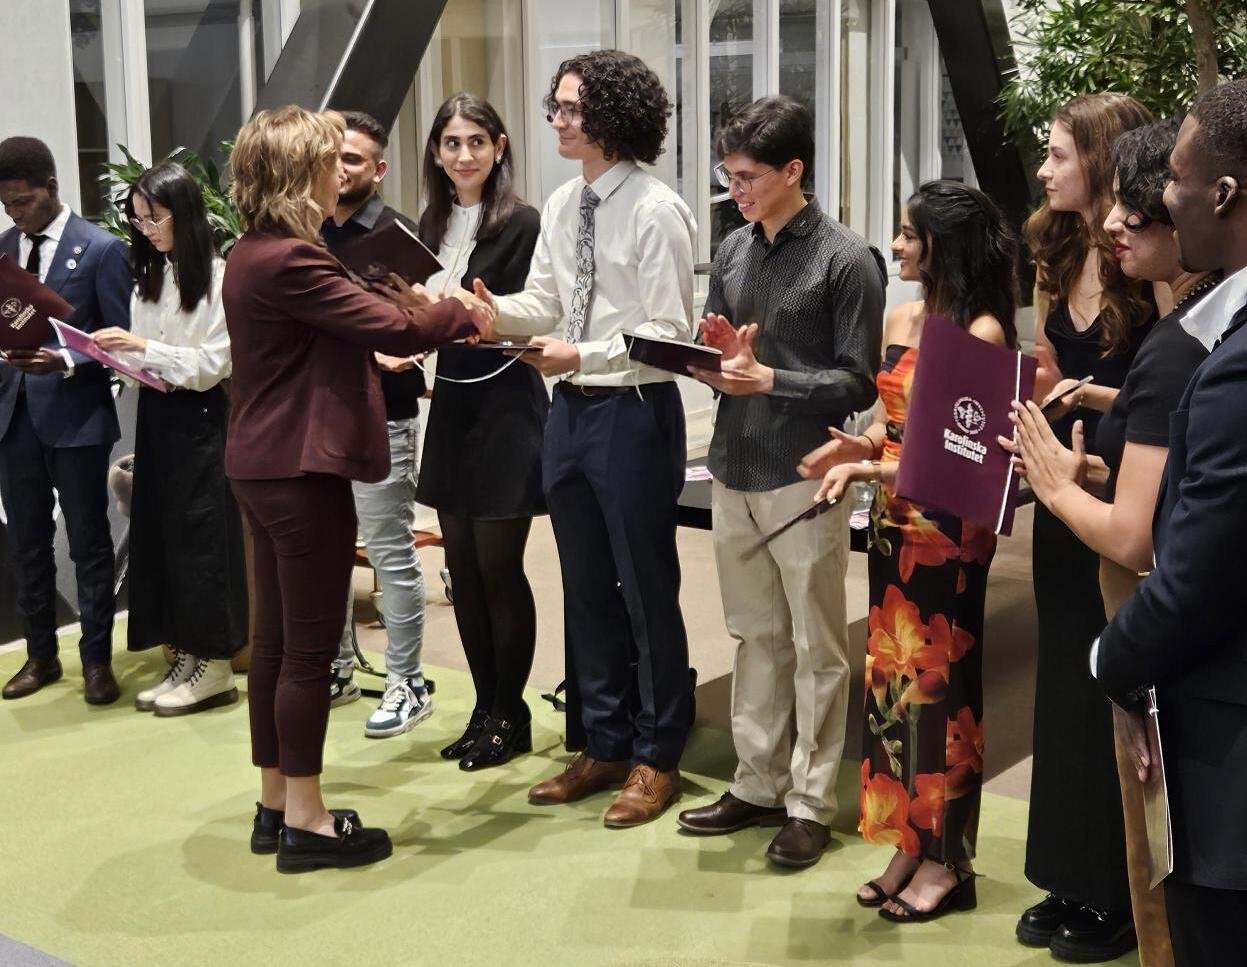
[24,234,46,278]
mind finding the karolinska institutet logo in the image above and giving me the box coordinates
[944,396,988,465]
[1,297,35,330]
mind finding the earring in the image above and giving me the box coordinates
[434,158,444,167]
[495,156,502,164]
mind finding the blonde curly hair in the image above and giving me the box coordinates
[230,106,344,242]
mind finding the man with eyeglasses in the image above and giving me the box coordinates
[679,96,885,869]
[0,136,132,705]
[474,49,696,828]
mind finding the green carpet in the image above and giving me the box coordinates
[0,631,1137,967]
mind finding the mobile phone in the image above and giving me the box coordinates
[1040,375,1094,415]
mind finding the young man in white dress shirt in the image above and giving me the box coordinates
[476,50,696,827]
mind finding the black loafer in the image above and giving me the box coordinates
[250,802,361,855]
[276,813,392,873]
[1049,906,1136,963]
[1016,894,1080,947]
[440,707,490,760]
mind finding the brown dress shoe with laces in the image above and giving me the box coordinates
[82,663,121,706]
[2,657,63,700]
[766,817,831,868]
[603,764,681,829]
[528,754,631,805]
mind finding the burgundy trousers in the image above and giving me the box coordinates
[231,474,356,777]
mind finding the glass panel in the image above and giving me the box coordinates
[627,0,682,198]
[839,0,872,235]
[939,63,974,184]
[893,0,910,238]
[708,0,755,257]
[69,1,111,220]
[778,0,821,193]
[145,0,249,166]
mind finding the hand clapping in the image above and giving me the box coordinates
[688,322,774,396]
[997,399,1087,505]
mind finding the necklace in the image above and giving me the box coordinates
[1173,275,1219,312]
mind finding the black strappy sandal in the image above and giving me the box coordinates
[856,867,917,909]
[878,864,978,923]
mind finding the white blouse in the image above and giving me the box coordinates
[424,202,481,296]
[130,257,231,391]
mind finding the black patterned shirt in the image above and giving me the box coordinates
[705,197,886,491]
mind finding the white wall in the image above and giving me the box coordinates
[0,2,82,228]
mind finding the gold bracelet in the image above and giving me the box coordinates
[871,460,882,482]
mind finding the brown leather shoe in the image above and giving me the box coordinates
[2,657,63,700]
[677,791,787,835]
[766,817,831,868]
[83,663,120,706]
[603,764,681,829]
[528,754,631,805]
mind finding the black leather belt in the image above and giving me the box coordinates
[557,381,634,397]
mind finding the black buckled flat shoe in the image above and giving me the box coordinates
[276,814,392,874]
[879,865,978,923]
[250,803,361,855]
[677,791,786,835]
[1016,893,1081,947]
[1049,906,1136,963]
[459,712,533,771]
[440,707,490,760]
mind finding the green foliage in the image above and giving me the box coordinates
[1000,0,1247,159]
[98,142,241,257]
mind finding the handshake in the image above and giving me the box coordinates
[372,273,499,341]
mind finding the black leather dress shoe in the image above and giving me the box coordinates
[2,657,63,700]
[1016,894,1080,947]
[766,818,831,868]
[459,713,532,771]
[82,663,120,705]
[1049,906,1136,963]
[276,814,392,873]
[440,707,490,760]
[250,803,362,855]
[677,791,787,835]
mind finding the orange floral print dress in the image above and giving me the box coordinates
[859,345,995,864]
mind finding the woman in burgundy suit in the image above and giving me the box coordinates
[223,105,488,873]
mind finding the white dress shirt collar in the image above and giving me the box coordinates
[1181,263,1247,351]
[586,161,636,203]
[38,203,71,244]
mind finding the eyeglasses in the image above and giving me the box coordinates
[545,102,585,125]
[129,214,173,233]
[714,162,779,194]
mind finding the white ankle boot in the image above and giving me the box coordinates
[135,649,196,711]
[153,659,238,717]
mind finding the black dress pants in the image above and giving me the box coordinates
[1164,879,1247,965]
[0,393,114,665]
[543,382,691,771]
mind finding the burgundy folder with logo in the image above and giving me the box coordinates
[893,316,1036,535]
[0,253,72,351]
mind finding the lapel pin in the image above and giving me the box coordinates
[66,258,77,270]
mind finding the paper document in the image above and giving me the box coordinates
[1142,687,1174,889]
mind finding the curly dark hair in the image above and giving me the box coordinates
[545,50,670,165]
[1113,118,1181,227]
[0,136,56,185]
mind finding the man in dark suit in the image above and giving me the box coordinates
[1095,80,1247,963]
[0,136,131,704]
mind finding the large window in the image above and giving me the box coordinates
[70,2,111,219]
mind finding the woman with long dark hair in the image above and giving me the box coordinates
[413,92,546,770]
[799,180,1018,922]
[93,161,246,715]
[1016,94,1154,963]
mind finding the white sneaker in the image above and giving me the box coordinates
[135,649,195,712]
[153,659,238,717]
[329,668,362,708]
[364,676,434,738]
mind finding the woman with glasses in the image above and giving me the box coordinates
[1005,119,1217,967]
[413,92,546,770]
[93,161,247,716]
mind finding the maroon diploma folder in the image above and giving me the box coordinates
[893,316,1036,535]
[0,253,72,351]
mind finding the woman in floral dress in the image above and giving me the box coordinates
[800,180,1019,922]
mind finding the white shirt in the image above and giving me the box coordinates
[425,202,481,296]
[494,161,696,386]
[18,204,75,376]
[129,257,231,391]
[1181,263,1247,351]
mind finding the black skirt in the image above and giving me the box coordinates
[126,385,248,659]
[416,345,549,519]
[1024,503,1129,911]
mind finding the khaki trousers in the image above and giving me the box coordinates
[712,479,852,825]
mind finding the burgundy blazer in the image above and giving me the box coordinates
[222,232,475,483]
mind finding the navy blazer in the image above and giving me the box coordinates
[1098,298,1247,890]
[0,211,131,448]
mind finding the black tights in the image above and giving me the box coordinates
[438,512,536,721]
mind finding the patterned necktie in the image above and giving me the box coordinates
[24,234,46,278]
[566,185,600,344]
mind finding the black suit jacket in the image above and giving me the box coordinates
[1098,297,1247,890]
[0,212,131,447]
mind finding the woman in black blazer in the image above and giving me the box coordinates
[414,93,547,770]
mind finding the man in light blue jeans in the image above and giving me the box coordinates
[322,111,433,738]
